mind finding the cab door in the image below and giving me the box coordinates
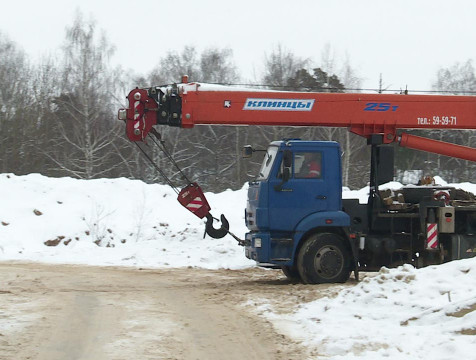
[268,150,330,232]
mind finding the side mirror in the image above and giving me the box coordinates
[243,145,268,158]
[243,145,253,158]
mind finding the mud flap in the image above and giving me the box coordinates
[348,234,360,282]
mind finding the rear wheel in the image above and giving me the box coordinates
[297,232,351,284]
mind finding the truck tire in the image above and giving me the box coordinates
[297,232,351,284]
[281,265,301,281]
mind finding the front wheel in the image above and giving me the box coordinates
[297,232,352,284]
[281,265,301,281]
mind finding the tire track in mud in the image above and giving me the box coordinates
[0,262,352,360]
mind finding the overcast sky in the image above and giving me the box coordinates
[1,0,476,91]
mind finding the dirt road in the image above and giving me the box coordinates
[0,262,352,360]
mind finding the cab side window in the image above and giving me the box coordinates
[295,152,322,179]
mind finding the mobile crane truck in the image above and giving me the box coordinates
[118,77,476,284]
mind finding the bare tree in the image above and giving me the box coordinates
[200,47,239,83]
[262,44,308,88]
[28,56,64,174]
[429,60,476,182]
[152,46,199,84]
[0,32,35,173]
[433,60,476,94]
[49,12,123,179]
[320,43,337,78]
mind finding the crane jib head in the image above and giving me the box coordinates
[118,86,182,142]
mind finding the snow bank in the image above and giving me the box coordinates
[0,173,254,269]
[259,259,476,359]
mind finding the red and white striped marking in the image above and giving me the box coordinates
[133,100,141,130]
[426,223,438,249]
[177,183,211,219]
[186,197,204,212]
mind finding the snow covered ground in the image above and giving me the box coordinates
[1,173,475,359]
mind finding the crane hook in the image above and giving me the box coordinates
[205,213,230,239]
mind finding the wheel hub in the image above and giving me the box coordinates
[314,246,343,279]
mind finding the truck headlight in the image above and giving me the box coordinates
[254,238,262,248]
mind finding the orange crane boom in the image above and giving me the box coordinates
[119,79,476,161]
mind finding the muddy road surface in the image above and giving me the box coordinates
[0,262,353,360]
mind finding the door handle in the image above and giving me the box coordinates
[316,195,327,200]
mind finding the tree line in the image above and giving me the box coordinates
[1,14,475,192]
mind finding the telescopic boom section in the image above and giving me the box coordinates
[118,81,476,161]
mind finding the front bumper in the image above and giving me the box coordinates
[245,232,294,267]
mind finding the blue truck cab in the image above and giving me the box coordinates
[244,140,354,283]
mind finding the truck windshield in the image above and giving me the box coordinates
[257,146,278,180]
